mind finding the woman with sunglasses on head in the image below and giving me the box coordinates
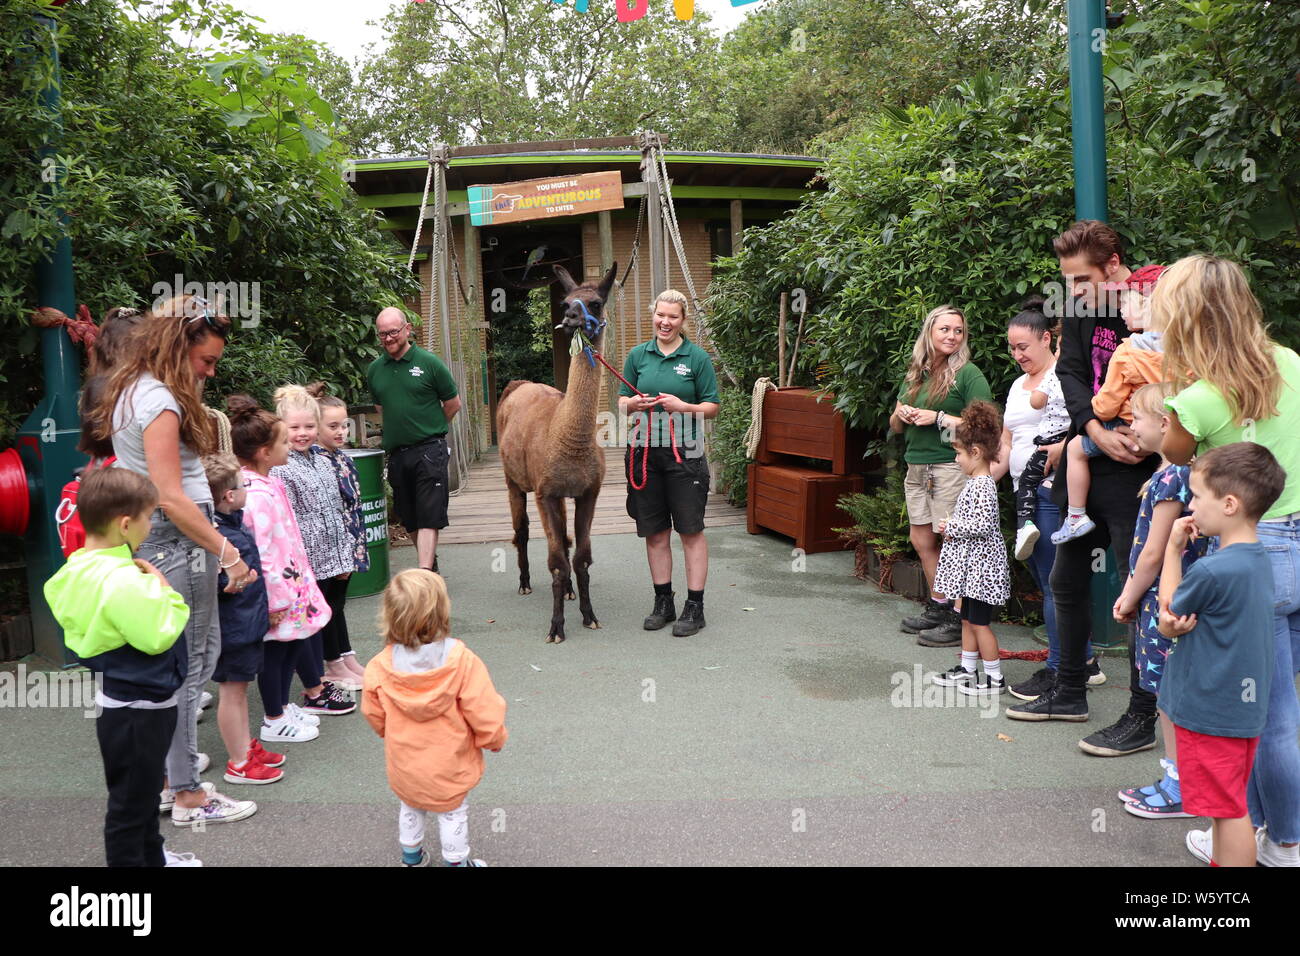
[87,295,259,829]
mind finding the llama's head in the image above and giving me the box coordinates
[554,262,617,341]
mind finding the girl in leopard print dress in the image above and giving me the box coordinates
[932,401,1011,696]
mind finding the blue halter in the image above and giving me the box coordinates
[572,298,606,367]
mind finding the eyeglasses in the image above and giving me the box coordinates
[184,296,230,339]
[377,324,408,341]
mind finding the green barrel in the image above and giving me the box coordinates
[345,449,390,598]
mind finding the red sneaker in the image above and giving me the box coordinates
[223,757,283,785]
[248,739,285,768]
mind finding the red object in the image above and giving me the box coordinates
[1175,724,1260,819]
[54,456,115,557]
[0,448,30,536]
[1101,263,1166,295]
[249,739,285,768]
[588,346,681,490]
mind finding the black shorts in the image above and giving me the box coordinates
[625,445,710,537]
[389,437,450,533]
[212,639,264,684]
[959,597,996,627]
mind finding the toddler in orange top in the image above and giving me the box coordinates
[1053,264,1167,544]
[362,569,508,867]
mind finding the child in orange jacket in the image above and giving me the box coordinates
[362,569,508,867]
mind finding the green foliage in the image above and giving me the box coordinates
[0,0,419,443]
[708,385,752,507]
[834,469,915,560]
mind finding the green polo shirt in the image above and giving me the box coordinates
[895,361,993,464]
[619,335,720,447]
[367,344,459,451]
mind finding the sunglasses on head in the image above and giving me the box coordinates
[184,296,230,339]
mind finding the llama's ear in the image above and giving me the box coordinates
[596,262,618,303]
[553,264,577,293]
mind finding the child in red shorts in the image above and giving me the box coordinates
[1157,443,1286,866]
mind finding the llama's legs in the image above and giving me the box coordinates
[506,477,531,594]
[573,489,599,629]
[537,495,573,643]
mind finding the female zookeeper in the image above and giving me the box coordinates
[890,304,993,648]
[618,290,720,637]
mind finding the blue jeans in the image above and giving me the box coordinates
[1249,517,1300,843]
[1020,482,1092,670]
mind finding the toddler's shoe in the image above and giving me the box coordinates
[1014,521,1040,561]
[446,858,488,867]
[223,756,284,785]
[261,715,320,743]
[1118,758,1175,804]
[285,702,320,727]
[1085,657,1107,687]
[1121,780,1192,819]
[301,682,356,715]
[323,660,363,691]
[248,739,285,768]
[171,787,256,828]
[1050,514,1095,544]
[958,673,1006,696]
[402,848,431,867]
[932,664,976,688]
[1185,828,1213,865]
[1257,827,1300,867]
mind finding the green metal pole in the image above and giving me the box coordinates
[1067,0,1109,221]
[18,10,86,665]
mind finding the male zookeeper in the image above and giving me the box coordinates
[368,307,462,574]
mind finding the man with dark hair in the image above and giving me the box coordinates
[1007,221,1164,760]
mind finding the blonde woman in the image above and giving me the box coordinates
[889,305,992,646]
[1154,255,1300,867]
[618,290,720,637]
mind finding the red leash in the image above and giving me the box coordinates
[587,347,681,490]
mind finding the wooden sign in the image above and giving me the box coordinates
[468,171,623,226]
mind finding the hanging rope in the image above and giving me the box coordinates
[31,304,100,348]
[205,405,233,456]
[407,157,434,273]
[743,376,777,459]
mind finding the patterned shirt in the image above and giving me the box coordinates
[271,448,353,580]
[933,475,1010,606]
[314,444,370,573]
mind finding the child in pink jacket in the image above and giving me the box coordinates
[362,569,507,867]
[227,395,331,746]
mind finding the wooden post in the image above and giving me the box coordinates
[778,292,788,387]
[640,132,666,298]
[598,209,618,416]
[730,199,743,255]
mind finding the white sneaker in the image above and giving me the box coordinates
[195,752,210,774]
[1257,826,1300,866]
[285,702,320,727]
[1014,521,1040,561]
[261,716,320,743]
[171,787,257,828]
[196,690,214,722]
[1186,827,1213,865]
[160,780,215,813]
[163,847,203,867]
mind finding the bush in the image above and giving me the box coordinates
[709,385,753,507]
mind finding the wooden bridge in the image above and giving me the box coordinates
[437,446,746,545]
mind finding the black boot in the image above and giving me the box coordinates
[915,617,962,647]
[643,591,676,630]
[1078,710,1158,756]
[900,598,955,634]
[672,599,706,637]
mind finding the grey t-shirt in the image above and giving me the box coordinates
[111,373,212,506]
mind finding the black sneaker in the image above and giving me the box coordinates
[643,591,676,630]
[959,673,1006,696]
[302,682,356,716]
[1008,666,1057,702]
[933,664,976,688]
[672,599,706,637]
[1005,680,1089,721]
[1078,710,1158,756]
[916,618,962,647]
[901,599,955,634]
[1085,656,1107,687]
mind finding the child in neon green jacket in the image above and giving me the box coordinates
[44,468,193,867]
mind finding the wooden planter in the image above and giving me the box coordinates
[855,542,927,599]
[0,614,34,662]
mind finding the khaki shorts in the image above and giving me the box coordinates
[904,462,967,530]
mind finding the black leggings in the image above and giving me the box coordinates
[1015,431,1067,521]
[959,597,995,627]
[259,640,299,719]
[97,705,176,867]
[317,575,353,660]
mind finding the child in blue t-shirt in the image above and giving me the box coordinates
[1157,442,1285,867]
[1111,384,1207,819]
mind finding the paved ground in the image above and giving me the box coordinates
[1,526,1257,867]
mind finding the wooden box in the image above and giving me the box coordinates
[746,463,863,554]
[755,387,867,474]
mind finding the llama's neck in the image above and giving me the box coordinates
[552,331,605,452]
